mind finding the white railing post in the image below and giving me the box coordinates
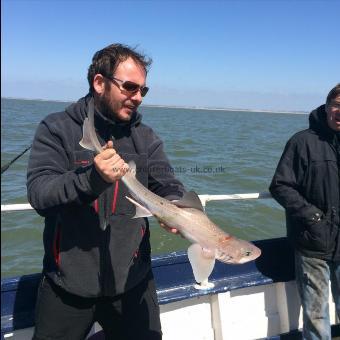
[1,203,33,212]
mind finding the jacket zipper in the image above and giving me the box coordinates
[53,224,61,270]
[101,180,119,295]
[111,181,119,213]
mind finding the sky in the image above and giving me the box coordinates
[1,0,340,112]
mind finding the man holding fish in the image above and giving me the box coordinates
[27,43,260,340]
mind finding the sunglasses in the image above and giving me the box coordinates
[103,75,149,97]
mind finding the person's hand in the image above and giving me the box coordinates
[158,220,184,238]
[94,141,129,183]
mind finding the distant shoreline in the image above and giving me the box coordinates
[1,96,308,115]
[141,104,308,115]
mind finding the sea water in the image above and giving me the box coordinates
[1,98,308,277]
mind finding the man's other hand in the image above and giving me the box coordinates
[158,221,184,238]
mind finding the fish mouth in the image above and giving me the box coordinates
[217,254,234,263]
[216,246,261,264]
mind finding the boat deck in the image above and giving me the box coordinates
[2,237,339,339]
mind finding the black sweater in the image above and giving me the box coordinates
[27,95,185,297]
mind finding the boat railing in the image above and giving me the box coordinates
[1,192,272,212]
[3,191,340,340]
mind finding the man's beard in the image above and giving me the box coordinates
[97,93,117,121]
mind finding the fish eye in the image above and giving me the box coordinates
[244,250,252,256]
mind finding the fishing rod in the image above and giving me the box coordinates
[1,145,32,175]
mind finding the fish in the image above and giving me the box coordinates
[80,98,262,288]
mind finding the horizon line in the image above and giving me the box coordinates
[1,96,308,115]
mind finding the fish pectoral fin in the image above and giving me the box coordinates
[125,196,153,218]
[187,243,215,284]
[172,191,204,211]
[79,118,97,152]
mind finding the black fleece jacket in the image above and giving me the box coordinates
[27,95,185,297]
[269,105,340,261]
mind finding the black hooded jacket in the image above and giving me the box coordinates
[27,95,185,297]
[269,105,340,261]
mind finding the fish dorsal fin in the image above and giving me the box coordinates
[172,191,204,211]
[79,98,103,153]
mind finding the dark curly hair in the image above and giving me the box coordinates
[326,83,340,106]
[87,43,152,94]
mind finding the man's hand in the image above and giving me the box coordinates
[94,141,129,183]
[158,221,184,237]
